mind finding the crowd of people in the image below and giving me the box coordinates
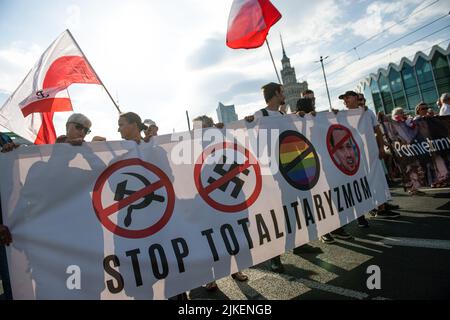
[1,83,449,300]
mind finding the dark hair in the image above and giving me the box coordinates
[415,102,428,115]
[262,82,282,103]
[296,98,314,113]
[119,112,148,131]
[193,115,214,128]
[302,89,314,96]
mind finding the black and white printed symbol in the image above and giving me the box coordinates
[206,155,250,199]
[114,172,165,227]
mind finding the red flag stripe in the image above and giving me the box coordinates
[43,56,100,89]
[34,112,57,145]
[21,98,72,117]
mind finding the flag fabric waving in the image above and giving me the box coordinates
[226,0,282,49]
[0,30,100,144]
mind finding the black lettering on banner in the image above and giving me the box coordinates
[148,244,169,279]
[302,198,315,226]
[171,238,189,273]
[313,194,326,221]
[201,228,219,261]
[270,209,284,239]
[353,180,362,202]
[255,213,271,245]
[342,183,355,208]
[220,224,240,255]
[291,201,302,230]
[334,187,344,212]
[361,176,372,199]
[237,218,254,249]
[283,205,292,234]
[323,190,335,216]
[126,249,143,287]
[103,255,124,294]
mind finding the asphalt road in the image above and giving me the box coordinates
[188,187,450,300]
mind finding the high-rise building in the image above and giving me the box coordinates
[359,44,450,114]
[216,102,238,124]
[280,36,308,113]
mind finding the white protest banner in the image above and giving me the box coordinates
[0,109,390,299]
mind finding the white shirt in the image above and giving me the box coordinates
[349,106,378,128]
[253,108,285,119]
[439,103,450,116]
[362,107,378,129]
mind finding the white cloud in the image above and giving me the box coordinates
[0,42,42,92]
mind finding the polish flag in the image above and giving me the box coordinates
[226,0,282,49]
[0,30,100,144]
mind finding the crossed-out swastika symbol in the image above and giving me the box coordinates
[207,155,250,199]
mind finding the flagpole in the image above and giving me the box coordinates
[265,39,282,84]
[65,29,122,114]
[316,56,333,112]
[186,110,191,131]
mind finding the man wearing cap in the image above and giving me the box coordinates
[342,92,400,219]
[438,93,450,116]
[340,91,384,159]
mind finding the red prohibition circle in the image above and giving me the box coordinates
[326,124,361,176]
[194,142,262,213]
[92,158,175,239]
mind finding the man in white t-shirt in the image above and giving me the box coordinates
[438,93,450,116]
[246,82,286,122]
[352,92,400,219]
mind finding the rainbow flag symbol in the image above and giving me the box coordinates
[278,131,320,190]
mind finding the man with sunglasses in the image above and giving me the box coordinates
[56,113,104,145]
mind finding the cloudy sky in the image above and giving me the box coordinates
[0,0,449,140]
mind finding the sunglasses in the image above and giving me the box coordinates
[69,122,91,134]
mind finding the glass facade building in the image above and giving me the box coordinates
[360,44,450,114]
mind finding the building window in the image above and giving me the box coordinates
[378,74,394,113]
[431,50,450,97]
[388,68,407,110]
[401,62,421,110]
[363,82,375,112]
[415,56,438,106]
[370,78,383,113]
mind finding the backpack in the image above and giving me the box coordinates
[260,108,284,116]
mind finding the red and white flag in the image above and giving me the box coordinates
[0,30,100,144]
[226,0,282,49]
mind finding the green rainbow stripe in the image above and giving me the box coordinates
[280,150,314,164]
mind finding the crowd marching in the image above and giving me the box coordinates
[1,83,449,300]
